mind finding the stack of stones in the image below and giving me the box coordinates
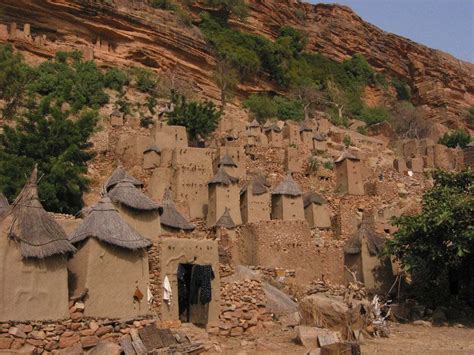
[0,318,155,352]
[148,243,162,313]
[208,279,272,337]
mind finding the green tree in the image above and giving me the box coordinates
[167,93,222,144]
[439,129,472,149]
[359,106,391,126]
[392,78,412,101]
[202,0,248,21]
[104,68,129,92]
[0,99,98,214]
[213,59,239,108]
[386,170,474,306]
[243,94,277,123]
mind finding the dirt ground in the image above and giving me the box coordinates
[201,322,474,354]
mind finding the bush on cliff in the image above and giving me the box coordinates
[439,129,472,149]
[244,94,304,122]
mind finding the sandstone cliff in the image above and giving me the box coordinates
[0,0,472,125]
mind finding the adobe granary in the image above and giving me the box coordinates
[300,124,314,149]
[68,196,152,319]
[264,124,283,148]
[207,165,242,227]
[271,174,305,220]
[303,191,332,229]
[334,151,365,195]
[216,153,238,178]
[240,175,271,224]
[158,237,220,325]
[246,119,261,136]
[159,188,195,234]
[283,121,302,147]
[105,166,144,192]
[110,109,123,127]
[0,168,75,322]
[215,147,246,179]
[108,180,162,241]
[143,145,161,170]
[152,122,188,149]
[463,141,474,168]
[343,212,393,293]
[312,133,328,152]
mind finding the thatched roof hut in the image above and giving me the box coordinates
[108,181,161,212]
[335,151,360,163]
[6,168,76,259]
[69,196,151,250]
[160,188,195,231]
[208,166,239,186]
[272,174,302,196]
[344,215,384,256]
[218,154,237,168]
[105,166,144,192]
[303,191,327,208]
[0,193,9,216]
[215,207,236,229]
[240,176,271,196]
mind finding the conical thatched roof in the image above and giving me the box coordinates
[248,119,260,128]
[105,166,144,192]
[303,191,327,207]
[108,181,161,211]
[160,188,195,231]
[272,174,302,196]
[335,151,360,163]
[7,168,76,258]
[209,166,239,186]
[69,196,151,250]
[264,124,282,133]
[215,207,236,229]
[313,133,327,142]
[111,110,122,117]
[240,176,271,196]
[300,124,313,132]
[144,145,161,154]
[0,193,9,216]
[344,213,385,256]
[218,154,237,168]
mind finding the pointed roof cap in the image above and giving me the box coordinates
[313,133,327,142]
[7,167,76,258]
[108,180,161,211]
[105,166,144,192]
[303,191,327,207]
[300,124,313,132]
[240,175,271,196]
[0,193,9,216]
[264,124,282,133]
[272,174,303,196]
[111,110,122,117]
[344,212,385,256]
[208,166,239,186]
[160,188,195,231]
[218,154,238,168]
[335,151,360,163]
[248,119,260,128]
[69,196,152,249]
[215,207,236,229]
[144,145,161,154]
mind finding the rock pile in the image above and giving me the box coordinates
[208,279,273,337]
[306,279,368,301]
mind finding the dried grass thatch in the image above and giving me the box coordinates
[240,176,271,196]
[248,119,260,128]
[215,207,236,229]
[264,124,282,133]
[0,193,9,216]
[218,154,237,168]
[105,166,144,192]
[69,196,152,250]
[109,181,161,211]
[144,146,161,154]
[272,174,302,196]
[209,166,239,186]
[313,133,327,142]
[6,168,76,259]
[300,124,313,133]
[160,188,195,231]
[335,151,360,163]
[344,214,385,256]
[303,191,327,207]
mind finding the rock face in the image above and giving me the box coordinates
[0,0,472,124]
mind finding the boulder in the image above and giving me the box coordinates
[89,341,121,355]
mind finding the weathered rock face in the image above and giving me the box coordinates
[0,0,472,124]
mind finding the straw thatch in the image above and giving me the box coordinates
[215,207,236,229]
[335,151,360,163]
[110,110,122,118]
[218,154,237,168]
[344,214,385,256]
[108,181,161,211]
[313,133,327,142]
[6,168,76,259]
[264,124,282,133]
[240,176,271,196]
[69,196,152,250]
[144,146,161,154]
[248,119,260,128]
[272,174,302,196]
[105,166,144,192]
[0,193,9,216]
[303,191,327,207]
[208,166,239,186]
[300,124,313,133]
[160,188,195,231]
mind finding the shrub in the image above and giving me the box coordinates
[132,68,158,94]
[104,68,129,91]
[273,96,304,121]
[0,100,98,213]
[323,161,333,170]
[343,134,352,147]
[150,0,177,10]
[439,129,471,149]
[358,106,390,126]
[386,170,474,306]
[140,115,154,128]
[243,94,277,122]
[167,93,222,143]
[392,78,412,101]
[466,106,474,125]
